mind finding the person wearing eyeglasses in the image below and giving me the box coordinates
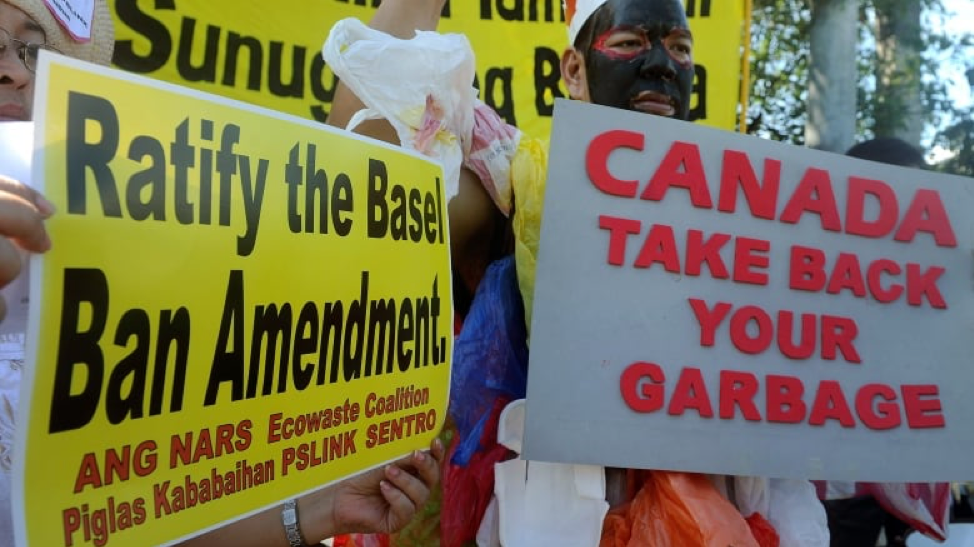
[0,2,443,546]
[0,0,107,541]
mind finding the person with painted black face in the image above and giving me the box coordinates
[561,0,695,121]
[0,2,442,546]
[560,0,698,511]
[324,0,704,544]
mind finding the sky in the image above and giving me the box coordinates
[941,0,973,109]
[925,0,972,159]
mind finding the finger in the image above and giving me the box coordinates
[0,175,56,217]
[413,443,441,490]
[0,191,51,253]
[429,437,445,465]
[384,453,434,508]
[0,238,24,288]
[378,472,419,527]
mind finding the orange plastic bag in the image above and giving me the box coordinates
[745,513,780,547]
[599,503,632,547]
[628,471,760,547]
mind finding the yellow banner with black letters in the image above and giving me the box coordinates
[107,0,745,139]
[15,52,451,547]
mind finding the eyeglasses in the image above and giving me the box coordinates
[0,27,59,74]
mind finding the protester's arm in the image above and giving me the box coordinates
[326,0,448,139]
[325,0,501,298]
[177,439,443,547]
[0,175,54,322]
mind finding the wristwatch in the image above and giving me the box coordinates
[281,499,309,547]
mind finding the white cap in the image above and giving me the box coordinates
[565,0,608,45]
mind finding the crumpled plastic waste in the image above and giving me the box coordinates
[449,257,528,467]
[860,481,951,541]
[441,398,513,547]
[323,18,478,201]
[494,400,609,547]
[627,471,760,547]
[767,479,830,547]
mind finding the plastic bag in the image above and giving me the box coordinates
[332,533,390,547]
[732,476,781,547]
[438,258,526,546]
[476,496,501,547]
[629,471,760,547]
[509,136,547,333]
[493,400,609,547]
[746,513,781,547]
[859,481,951,541]
[767,479,830,547]
[323,18,478,200]
[441,399,512,547]
[735,475,772,518]
[599,504,632,547]
[449,256,528,466]
[465,103,522,217]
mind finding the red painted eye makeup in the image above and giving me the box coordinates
[593,26,650,61]
[592,25,694,68]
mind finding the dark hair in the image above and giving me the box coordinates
[845,138,927,168]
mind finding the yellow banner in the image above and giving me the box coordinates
[108,0,744,139]
[16,53,452,547]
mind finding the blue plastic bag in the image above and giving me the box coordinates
[449,256,528,466]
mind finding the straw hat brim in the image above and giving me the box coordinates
[4,0,114,65]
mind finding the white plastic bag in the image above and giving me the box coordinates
[476,495,501,547]
[767,479,830,547]
[861,482,951,541]
[735,475,772,518]
[492,400,609,547]
[322,18,478,201]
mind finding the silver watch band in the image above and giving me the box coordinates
[281,499,309,547]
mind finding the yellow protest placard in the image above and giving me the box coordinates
[108,0,745,139]
[14,52,451,547]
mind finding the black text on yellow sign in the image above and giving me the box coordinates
[108,0,742,140]
[20,54,451,547]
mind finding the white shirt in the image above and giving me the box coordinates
[0,333,25,547]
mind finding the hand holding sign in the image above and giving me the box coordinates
[524,99,974,483]
[327,438,445,537]
[17,53,452,547]
[178,438,445,546]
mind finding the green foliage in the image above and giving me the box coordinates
[744,0,974,175]
[745,0,810,143]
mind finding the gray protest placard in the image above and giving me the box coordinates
[522,98,974,482]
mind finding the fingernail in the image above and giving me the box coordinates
[380,480,392,491]
[36,194,56,217]
[414,450,426,463]
[433,439,443,452]
[386,465,400,477]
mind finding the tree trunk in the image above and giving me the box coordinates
[873,0,924,148]
[805,0,858,152]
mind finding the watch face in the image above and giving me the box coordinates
[283,510,297,526]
